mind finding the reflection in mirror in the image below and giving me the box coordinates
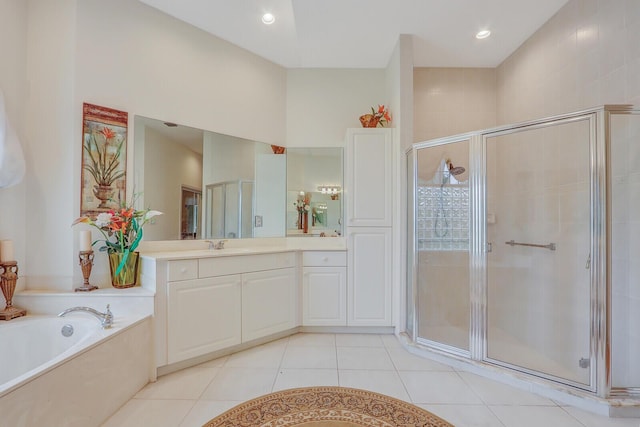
[180,186,202,239]
[286,148,343,237]
[134,116,204,241]
[134,115,284,240]
[134,117,343,241]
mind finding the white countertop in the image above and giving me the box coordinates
[139,237,347,261]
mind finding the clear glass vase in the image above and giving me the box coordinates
[108,251,139,288]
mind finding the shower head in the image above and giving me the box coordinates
[447,160,466,176]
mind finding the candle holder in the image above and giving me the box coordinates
[75,250,98,292]
[0,261,27,320]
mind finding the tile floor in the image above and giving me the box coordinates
[102,333,640,427]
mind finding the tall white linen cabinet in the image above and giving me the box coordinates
[345,128,393,326]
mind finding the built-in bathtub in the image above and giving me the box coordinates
[0,313,153,427]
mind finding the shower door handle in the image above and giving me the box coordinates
[487,242,492,253]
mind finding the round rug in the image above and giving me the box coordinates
[202,386,454,427]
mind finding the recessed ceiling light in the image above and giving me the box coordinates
[476,30,491,39]
[262,13,275,25]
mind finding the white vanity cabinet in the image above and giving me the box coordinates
[302,251,347,326]
[167,275,241,364]
[345,128,393,227]
[242,268,297,340]
[347,227,392,326]
[163,251,297,366]
[345,128,394,327]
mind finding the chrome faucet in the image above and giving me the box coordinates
[207,239,227,250]
[58,304,113,329]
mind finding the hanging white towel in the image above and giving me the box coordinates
[0,90,25,188]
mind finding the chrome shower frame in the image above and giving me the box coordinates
[405,105,640,408]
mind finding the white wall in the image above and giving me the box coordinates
[24,0,77,289]
[18,0,287,289]
[143,127,202,241]
[0,0,28,296]
[286,69,387,147]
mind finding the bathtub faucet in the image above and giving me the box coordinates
[58,304,113,329]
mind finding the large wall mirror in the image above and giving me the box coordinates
[134,116,343,241]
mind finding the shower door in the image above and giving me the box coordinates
[414,138,471,353]
[484,116,593,388]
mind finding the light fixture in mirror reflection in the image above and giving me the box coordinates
[286,148,344,237]
[134,117,344,241]
[317,185,341,198]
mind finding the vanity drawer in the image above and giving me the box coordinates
[167,259,198,282]
[199,252,296,278]
[302,251,347,267]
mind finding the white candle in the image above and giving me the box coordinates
[0,240,15,262]
[79,230,92,251]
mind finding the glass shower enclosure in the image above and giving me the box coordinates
[407,105,640,402]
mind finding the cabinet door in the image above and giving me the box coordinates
[242,268,296,341]
[348,227,392,326]
[302,267,347,326]
[167,276,241,364]
[346,128,393,227]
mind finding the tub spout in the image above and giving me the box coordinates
[58,304,113,329]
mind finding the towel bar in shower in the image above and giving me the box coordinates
[505,240,556,251]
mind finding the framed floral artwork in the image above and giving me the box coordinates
[80,103,128,217]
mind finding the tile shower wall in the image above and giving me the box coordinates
[495,0,640,390]
[413,68,497,142]
[497,0,640,124]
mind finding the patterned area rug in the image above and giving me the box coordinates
[203,386,454,427]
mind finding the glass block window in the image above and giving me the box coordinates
[417,185,469,251]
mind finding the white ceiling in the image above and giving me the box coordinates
[138,0,568,69]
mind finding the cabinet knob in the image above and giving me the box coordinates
[180,268,187,274]
[323,257,329,262]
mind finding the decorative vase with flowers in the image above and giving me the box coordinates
[293,193,311,233]
[359,105,391,128]
[73,196,162,288]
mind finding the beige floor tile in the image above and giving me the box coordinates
[399,371,483,404]
[287,333,336,347]
[179,400,242,427]
[135,367,219,400]
[338,369,411,402]
[224,341,286,368]
[200,367,278,401]
[101,399,195,427]
[335,333,384,347]
[458,371,554,405]
[489,405,584,427]
[562,405,640,427]
[419,404,505,427]
[273,369,339,390]
[337,347,395,370]
[389,347,455,371]
[281,345,337,369]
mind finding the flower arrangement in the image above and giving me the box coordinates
[83,126,125,187]
[73,196,162,275]
[359,105,392,128]
[294,193,311,214]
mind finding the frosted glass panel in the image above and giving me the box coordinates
[610,112,640,389]
[485,118,591,386]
